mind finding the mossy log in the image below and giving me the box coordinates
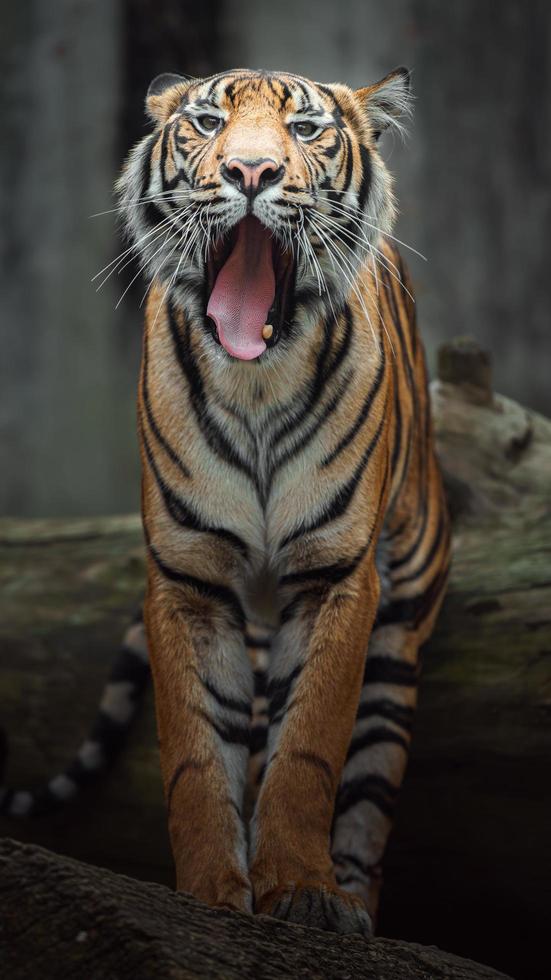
[0,838,513,980]
[0,339,550,978]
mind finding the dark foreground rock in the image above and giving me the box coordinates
[0,839,513,980]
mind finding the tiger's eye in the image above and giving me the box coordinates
[294,121,318,139]
[197,115,220,133]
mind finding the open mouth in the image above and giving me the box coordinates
[206,215,295,361]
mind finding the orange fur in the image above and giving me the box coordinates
[120,68,450,933]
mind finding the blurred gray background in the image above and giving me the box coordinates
[1,0,550,516]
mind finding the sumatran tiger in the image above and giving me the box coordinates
[0,67,450,937]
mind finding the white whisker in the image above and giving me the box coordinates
[312,210,414,306]
[92,210,185,285]
[152,221,203,328]
[115,220,188,310]
[90,190,193,219]
[317,195,427,262]
[307,214,380,348]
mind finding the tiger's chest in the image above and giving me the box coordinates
[184,402,332,561]
[143,303,389,591]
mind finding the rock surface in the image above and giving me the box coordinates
[0,839,513,980]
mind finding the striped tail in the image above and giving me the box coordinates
[0,612,149,817]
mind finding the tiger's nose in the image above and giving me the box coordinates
[222,157,284,196]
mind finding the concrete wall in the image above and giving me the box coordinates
[1,0,140,516]
[1,1,549,516]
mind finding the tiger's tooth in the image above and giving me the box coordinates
[262,324,273,340]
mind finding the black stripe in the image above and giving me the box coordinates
[280,537,372,590]
[279,469,387,616]
[391,512,447,587]
[161,121,191,191]
[205,712,250,747]
[203,679,251,716]
[224,79,238,105]
[363,656,418,687]
[205,75,221,101]
[321,133,342,159]
[272,304,352,450]
[322,342,385,466]
[250,723,268,755]
[294,79,313,113]
[382,264,415,395]
[266,77,286,108]
[346,725,409,760]
[279,587,320,624]
[271,369,353,481]
[253,668,267,698]
[280,409,385,548]
[355,697,414,732]
[245,635,271,650]
[166,304,257,486]
[332,851,381,879]
[138,134,156,201]
[389,418,412,511]
[336,773,398,819]
[376,566,449,630]
[270,312,334,449]
[148,544,245,630]
[167,758,204,812]
[340,131,355,194]
[290,751,334,797]
[396,250,416,324]
[325,303,354,380]
[142,203,166,234]
[389,360,403,477]
[142,425,248,558]
[385,517,409,541]
[357,144,372,212]
[160,124,171,189]
[214,395,256,451]
[389,502,429,570]
[0,682,146,818]
[141,347,191,479]
[277,79,293,108]
[315,84,345,127]
[267,665,302,723]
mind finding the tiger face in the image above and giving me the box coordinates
[117,68,410,360]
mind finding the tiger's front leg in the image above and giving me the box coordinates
[144,559,253,912]
[249,556,380,936]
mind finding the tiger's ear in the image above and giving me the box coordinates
[355,67,412,141]
[146,73,193,124]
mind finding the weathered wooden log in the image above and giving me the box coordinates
[0,339,549,978]
[0,838,512,979]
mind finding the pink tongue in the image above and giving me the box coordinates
[207,215,275,360]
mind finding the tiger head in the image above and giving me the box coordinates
[117,68,411,361]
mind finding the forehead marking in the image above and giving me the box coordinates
[267,77,293,110]
[293,79,314,113]
[195,71,333,119]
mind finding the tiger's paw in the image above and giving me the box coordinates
[257,882,373,937]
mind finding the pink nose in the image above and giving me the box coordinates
[225,157,282,192]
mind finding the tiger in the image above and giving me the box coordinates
[0,66,450,937]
